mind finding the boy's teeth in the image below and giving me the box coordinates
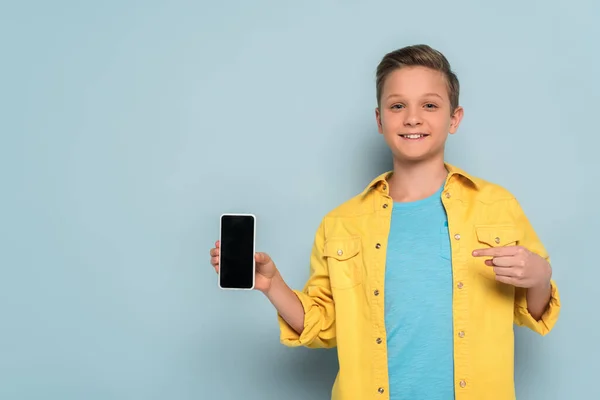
[403,134,424,139]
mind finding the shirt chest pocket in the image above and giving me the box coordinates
[323,236,364,289]
[473,225,523,280]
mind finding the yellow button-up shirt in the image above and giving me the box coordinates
[278,163,560,400]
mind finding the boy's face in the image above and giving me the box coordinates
[375,66,463,163]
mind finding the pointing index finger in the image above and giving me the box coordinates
[472,246,518,257]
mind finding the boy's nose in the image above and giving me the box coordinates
[404,113,422,126]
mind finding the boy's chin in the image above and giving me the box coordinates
[391,148,444,164]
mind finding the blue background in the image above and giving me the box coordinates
[1,1,598,399]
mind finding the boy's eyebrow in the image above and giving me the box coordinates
[423,92,444,99]
[386,92,444,100]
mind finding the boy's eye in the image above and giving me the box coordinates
[424,103,438,109]
[391,104,404,109]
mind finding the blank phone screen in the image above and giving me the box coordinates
[219,215,255,289]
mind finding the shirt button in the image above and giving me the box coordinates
[378,387,385,394]
[337,249,343,256]
[374,289,380,296]
[458,331,465,338]
[445,192,451,198]
[375,243,381,249]
[495,237,501,244]
[457,282,464,289]
[459,380,467,388]
[454,233,461,240]
[376,338,382,344]
[382,203,388,209]
[383,184,387,190]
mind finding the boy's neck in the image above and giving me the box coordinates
[387,157,448,203]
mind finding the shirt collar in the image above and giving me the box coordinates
[360,162,480,196]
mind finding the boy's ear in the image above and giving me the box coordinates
[449,106,464,134]
[375,107,383,134]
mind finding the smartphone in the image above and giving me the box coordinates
[218,213,256,290]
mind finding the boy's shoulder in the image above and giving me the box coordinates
[322,164,519,220]
[322,171,391,220]
[446,164,517,203]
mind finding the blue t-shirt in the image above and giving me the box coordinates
[384,183,454,399]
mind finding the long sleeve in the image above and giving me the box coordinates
[510,197,561,335]
[278,221,337,348]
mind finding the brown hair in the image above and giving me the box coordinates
[376,44,460,112]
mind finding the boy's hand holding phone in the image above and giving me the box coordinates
[210,241,279,293]
[209,214,305,334]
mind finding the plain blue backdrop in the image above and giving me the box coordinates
[1,1,598,399]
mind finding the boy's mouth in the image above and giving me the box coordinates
[398,133,430,140]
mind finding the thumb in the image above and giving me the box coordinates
[255,252,271,265]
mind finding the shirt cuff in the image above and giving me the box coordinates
[515,279,561,336]
[278,290,326,347]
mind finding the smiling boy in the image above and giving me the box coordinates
[210,44,560,400]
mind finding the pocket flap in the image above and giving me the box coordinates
[475,225,523,247]
[323,236,361,261]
